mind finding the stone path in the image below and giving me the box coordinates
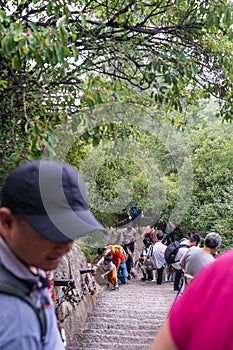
[72,277,176,350]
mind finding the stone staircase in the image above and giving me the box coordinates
[70,278,176,350]
[64,227,176,350]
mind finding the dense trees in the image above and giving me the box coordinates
[65,103,233,250]
[0,1,232,246]
[1,1,233,167]
[181,121,233,249]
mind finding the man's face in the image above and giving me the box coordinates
[0,211,73,270]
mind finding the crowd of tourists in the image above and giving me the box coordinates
[0,158,231,350]
[90,223,229,350]
[90,224,222,294]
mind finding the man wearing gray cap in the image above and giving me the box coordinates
[0,159,105,349]
[180,231,221,282]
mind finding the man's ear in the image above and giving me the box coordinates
[0,207,14,233]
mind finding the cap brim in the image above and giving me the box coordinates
[22,209,107,243]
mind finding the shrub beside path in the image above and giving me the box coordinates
[72,278,176,350]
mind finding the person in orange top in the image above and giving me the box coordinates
[104,246,128,284]
[93,254,119,290]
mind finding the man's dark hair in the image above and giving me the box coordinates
[97,247,106,255]
[143,237,151,247]
[189,234,201,245]
[104,254,112,261]
[156,232,164,241]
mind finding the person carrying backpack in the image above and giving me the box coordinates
[122,226,137,243]
[0,159,105,350]
[128,203,142,221]
[105,245,129,284]
[93,245,129,284]
[170,234,201,291]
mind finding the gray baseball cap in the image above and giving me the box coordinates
[1,159,106,242]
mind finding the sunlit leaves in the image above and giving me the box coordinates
[181,122,233,248]
[1,0,233,178]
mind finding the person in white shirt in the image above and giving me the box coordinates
[152,232,167,284]
[93,254,119,290]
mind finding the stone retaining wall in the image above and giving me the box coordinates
[51,243,101,349]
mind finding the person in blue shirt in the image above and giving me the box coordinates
[0,159,105,350]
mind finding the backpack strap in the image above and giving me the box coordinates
[180,244,190,249]
[173,244,190,263]
[0,269,47,345]
[148,245,153,256]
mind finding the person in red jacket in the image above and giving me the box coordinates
[93,246,128,284]
[105,245,128,284]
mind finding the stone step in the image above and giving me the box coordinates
[79,334,156,343]
[81,328,157,337]
[70,280,175,350]
[76,342,151,350]
[82,319,165,329]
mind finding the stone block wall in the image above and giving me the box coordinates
[50,243,101,349]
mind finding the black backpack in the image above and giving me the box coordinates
[165,241,189,265]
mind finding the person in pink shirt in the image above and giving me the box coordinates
[152,249,233,350]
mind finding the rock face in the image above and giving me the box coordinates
[51,244,101,350]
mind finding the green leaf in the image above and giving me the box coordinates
[34,51,43,65]
[1,36,15,54]
[59,26,69,40]
[223,8,231,26]
[46,2,52,15]
[92,136,100,147]
[45,47,54,62]
[206,13,214,28]
[9,153,20,163]
[36,139,41,151]
[0,10,9,22]
[80,13,86,27]
[12,55,21,70]
[29,22,38,32]
[55,44,65,63]
[190,63,198,75]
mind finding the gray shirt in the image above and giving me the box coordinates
[180,246,215,277]
[172,245,189,270]
[0,237,65,350]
